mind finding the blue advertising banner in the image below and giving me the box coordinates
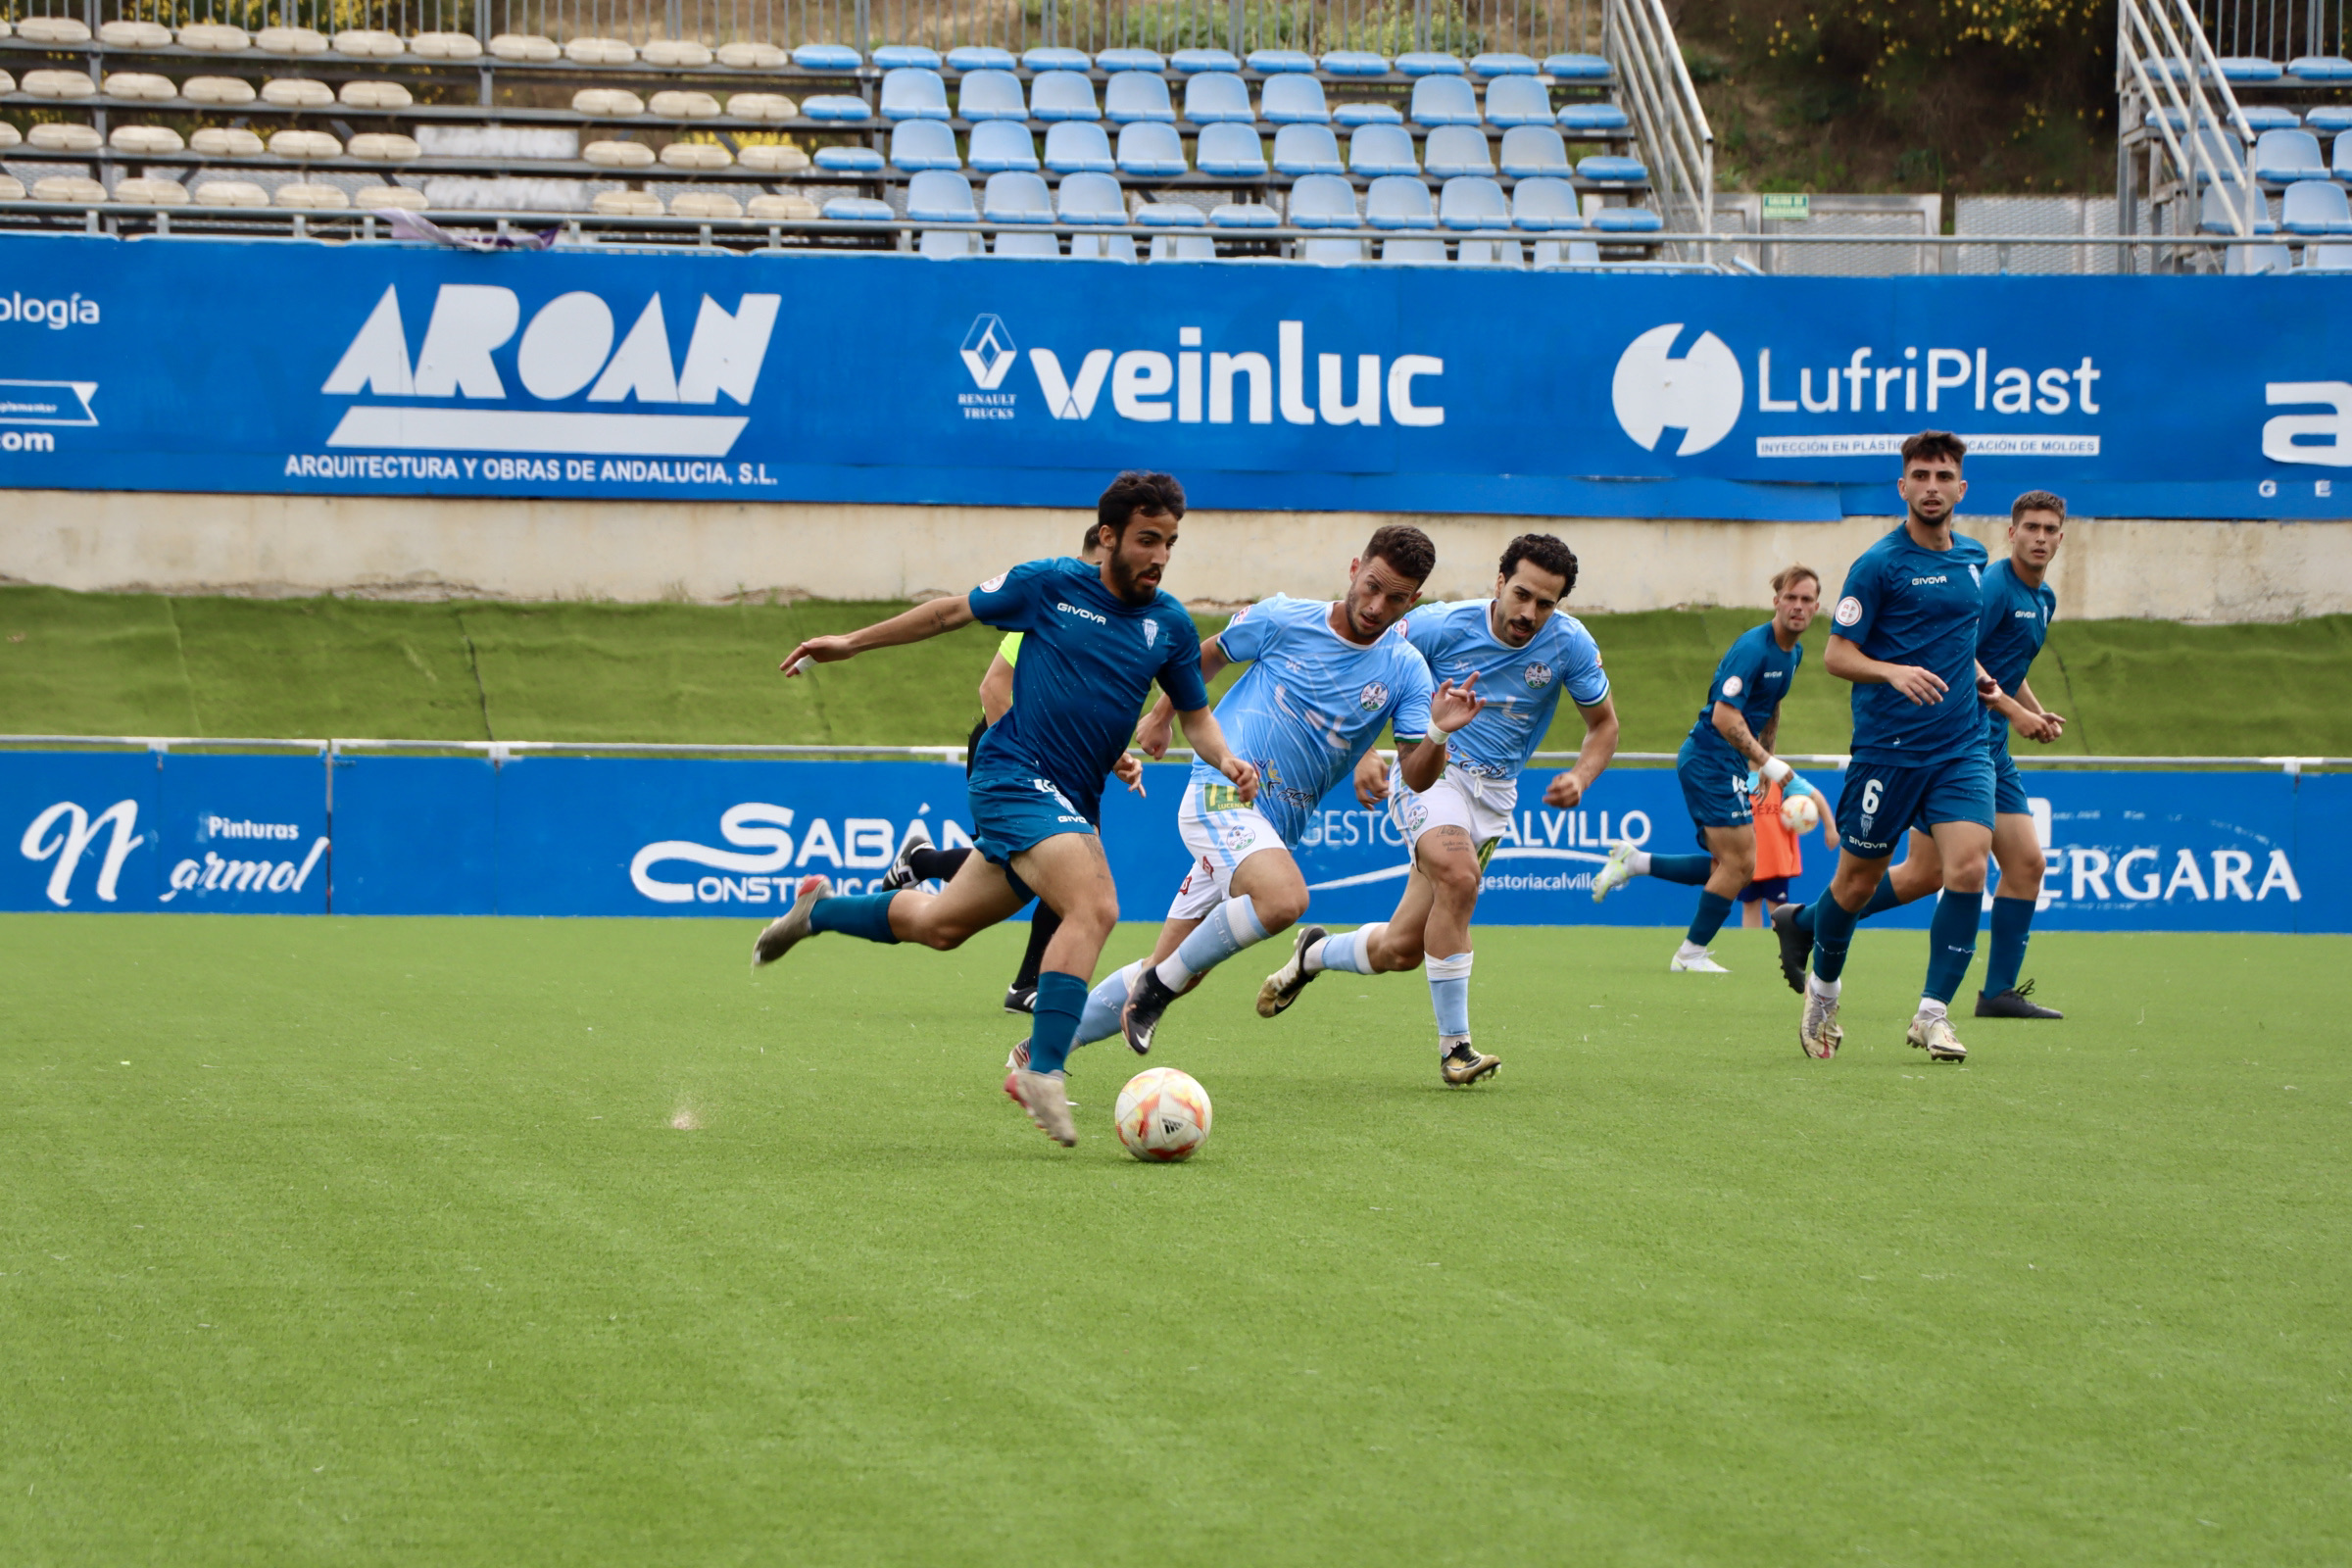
[0,749,2333,932]
[1,232,2347,520]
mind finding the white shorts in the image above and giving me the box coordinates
[1165,777,1285,921]
[1387,765,1516,858]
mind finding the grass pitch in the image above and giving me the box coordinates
[4,915,2345,1565]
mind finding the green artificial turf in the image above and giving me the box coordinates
[3,585,2347,757]
[4,916,2345,1565]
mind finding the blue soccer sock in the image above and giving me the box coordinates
[1427,952,1473,1044]
[1685,890,1735,948]
[1647,853,1714,887]
[1074,960,1140,1047]
[1809,885,1860,984]
[1305,922,1385,976]
[1154,895,1270,991]
[807,890,900,944]
[1922,890,1983,1005]
[1857,876,1906,920]
[1024,971,1088,1076]
[1981,896,2035,999]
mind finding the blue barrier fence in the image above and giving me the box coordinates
[0,233,2348,520]
[4,747,2337,932]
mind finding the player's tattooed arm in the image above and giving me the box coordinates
[1135,635,1233,759]
[1711,700,1773,770]
[1544,695,1619,808]
[1396,675,1483,793]
[1824,635,1946,705]
[1759,709,1781,757]
[1174,705,1259,804]
[780,595,975,673]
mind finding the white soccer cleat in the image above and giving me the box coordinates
[751,874,831,969]
[1255,923,1327,1018]
[1591,840,1639,903]
[881,821,932,890]
[1799,986,1842,1059]
[1669,947,1730,973]
[1010,1067,1077,1146]
[1907,1010,1969,1062]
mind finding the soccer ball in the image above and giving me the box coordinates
[1114,1067,1213,1162]
[1781,792,1822,833]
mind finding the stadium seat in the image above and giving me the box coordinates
[194,179,270,207]
[1439,174,1509,229]
[23,69,97,99]
[1367,174,1439,228]
[1411,76,1483,126]
[821,195,894,220]
[969,122,1041,172]
[1455,231,1524,265]
[871,44,943,69]
[2310,106,2352,134]
[1396,53,1466,75]
[1248,49,1317,74]
[185,75,259,105]
[1300,235,1370,263]
[1197,123,1269,176]
[649,90,721,119]
[2336,132,2352,181]
[106,74,176,102]
[2213,55,2284,81]
[593,190,663,217]
[2282,178,2352,234]
[1578,155,1647,182]
[1032,71,1101,122]
[921,228,981,258]
[1171,48,1241,73]
[1423,125,1494,176]
[891,121,962,171]
[714,40,785,68]
[1150,233,1217,259]
[1023,46,1092,72]
[671,191,744,220]
[30,122,103,152]
[2153,105,2298,132]
[1591,206,1663,232]
[643,39,712,67]
[563,34,630,63]
[1483,76,1555,127]
[2255,129,2328,183]
[946,45,1016,71]
[2304,242,2352,268]
[191,126,266,157]
[1057,172,1128,222]
[1473,53,1541,76]
[1382,236,1449,262]
[1348,123,1420,176]
[984,172,1055,221]
[1045,122,1117,173]
[1510,176,1584,229]
[1288,174,1361,227]
[1209,202,1280,226]
[265,76,337,108]
[906,169,979,220]
[1320,51,1390,76]
[1499,125,1571,177]
[336,28,404,56]
[660,140,732,170]
[1532,236,1602,266]
[1262,74,1332,123]
[1272,124,1345,175]
[357,184,427,210]
[995,230,1061,257]
[2199,184,2278,232]
[2288,55,2352,80]
[1544,53,1612,80]
[960,72,1028,122]
[882,68,951,122]
[113,124,186,154]
[488,32,558,60]
[1185,74,1257,125]
[1105,72,1178,124]
[729,93,799,121]
[794,43,863,71]
[2226,242,2294,272]
[100,19,171,45]
[1139,201,1208,225]
[1095,48,1166,72]
[813,146,885,172]
[34,175,109,205]
[1559,102,1633,132]
[802,95,872,122]
[2183,127,2251,184]
[738,143,811,172]
[1117,122,1190,176]
[1334,102,1405,125]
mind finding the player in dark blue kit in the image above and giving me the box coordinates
[1803,493,2069,1019]
[754,472,1259,1148]
[1771,432,1999,1063]
[1590,564,1825,973]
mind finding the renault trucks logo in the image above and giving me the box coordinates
[1612,323,1743,456]
[961,315,1018,390]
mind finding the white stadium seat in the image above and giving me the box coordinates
[258,25,329,53]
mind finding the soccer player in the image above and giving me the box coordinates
[1258,533,1619,1086]
[1770,431,1998,1063]
[1065,526,1477,1061]
[1588,564,1826,972]
[1793,493,2069,1019]
[756,471,1259,1147]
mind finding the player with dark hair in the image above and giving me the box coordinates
[1062,525,1477,1061]
[758,470,1259,1148]
[1772,432,2001,1063]
[1259,532,1619,1086]
[1590,564,1825,972]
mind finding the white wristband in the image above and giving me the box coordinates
[1760,756,1791,783]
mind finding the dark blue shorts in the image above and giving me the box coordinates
[967,765,1097,897]
[1989,744,2031,816]
[1740,875,1791,906]
[1676,739,1753,837]
[1835,751,1996,859]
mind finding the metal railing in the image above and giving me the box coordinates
[2195,0,2345,63]
[2118,0,2262,243]
[1600,0,1704,259]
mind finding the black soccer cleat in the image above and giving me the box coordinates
[1769,902,1812,995]
[1120,968,1179,1055]
[1976,980,2063,1019]
[1004,982,1038,1016]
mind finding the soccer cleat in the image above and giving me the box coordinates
[1907,1011,1969,1061]
[1798,986,1842,1059]
[1004,982,1038,1016]
[1441,1042,1500,1086]
[1591,840,1639,903]
[751,874,831,968]
[1010,1067,1077,1146]
[1120,968,1179,1055]
[880,821,932,890]
[1770,902,1812,995]
[1976,980,2062,1019]
[1003,1041,1029,1103]
[1669,947,1730,973]
[1255,923,1328,1018]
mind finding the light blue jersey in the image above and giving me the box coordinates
[1187,594,1436,845]
[1397,600,1610,776]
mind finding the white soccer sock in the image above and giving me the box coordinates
[1807,972,1842,1000]
[1916,998,1948,1020]
[1306,922,1386,976]
[1626,848,1653,875]
[1675,938,1708,958]
[1154,894,1270,991]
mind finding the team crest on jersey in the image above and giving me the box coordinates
[1143,617,1161,649]
[1835,596,1863,627]
[980,570,1008,593]
[1722,674,1743,697]
[1219,820,1256,854]
[1357,681,1390,712]
[1524,661,1552,691]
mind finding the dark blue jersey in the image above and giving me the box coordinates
[966,557,1208,821]
[1828,525,1990,769]
[1976,558,2056,754]
[1684,620,1802,771]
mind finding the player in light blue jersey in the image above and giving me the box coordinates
[1589,564,1826,973]
[1059,527,1480,1062]
[1259,534,1620,1086]
[755,472,1258,1149]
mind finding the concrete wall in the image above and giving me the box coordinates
[4,489,2348,621]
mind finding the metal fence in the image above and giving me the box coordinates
[2194,0,2346,62]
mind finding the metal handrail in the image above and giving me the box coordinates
[1602,0,1711,264]
[2118,0,2260,239]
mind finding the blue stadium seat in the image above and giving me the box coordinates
[2310,106,2352,133]
[1334,102,1404,125]
[2305,243,2352,268]
[1366,174,1438,228]
[803,95,872,122]
[1483,76,1554,126]
[1209,202,1280,226]
[1410,76,1482,126]
[1138,201,1207,225]
[1044,122,1116,173]
[1105,72,1177,123]
[2214,55,2283,81]
[1396,52,1465,75]
[1116,122,1189,175]
[2185,128,2250,183]
[1439,174,1508,229]
[1262,74,1331,123]
[1150,233,1217,259]
[2288,55,2352,80]
[793,43,862,70]
[1288,173,1360,227]
[984,171,1054,221]
[1056,171,1127,221]
[1301,236,1370,263]
[2154,105,2298,132]
[1455,231,1524,265]
[1559,102,1632,132]
[959,71,1028,122]
[1348,123,1420,175]
[1423,125,1494,176]
[2282,178,2352,233]
[921,228,981,258]
[871,44,941,69]
[1470,52,1540,76]
[968,122,1040,172]
[1543,53,1611,80]
[995,229,1062,257]
[1031,71,1101,122]
[1248,49,1316,74]
[2198,185,2278,232]
[881,68,951,122]
[1095,48,1165,72]
[1381,236,1449,262]
[1171,48,1241,73]
[890,121,962,171]
[1320,51,1389,76]
[821,195,893,220]
[1022,46,1092,72]
[946,45,1016,71]
[1185,74,1257,124]
[1272,123,1345,174]
[813,145,885,172]
[1499,125,1571,177]
[1591,206,1662,232]
[2255,128,2327,183]
[1510,177,1584,229]
[2337,131,2352,181]
[906,169,978,220]
[1578,154,1647,182]
[2228,243,2290,272]
[1197,122,1269,176]
[1532,236,1601,266]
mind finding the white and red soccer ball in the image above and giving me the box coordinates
[1114,1067,1213,1162]
[1781,792,1822,834]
